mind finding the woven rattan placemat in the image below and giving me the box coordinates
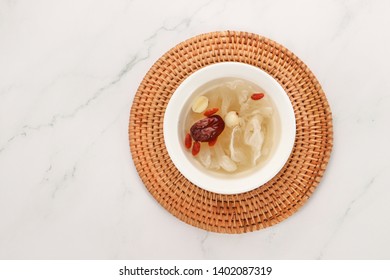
[129,31,333,233]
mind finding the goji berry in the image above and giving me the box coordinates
[192,141,200,156]
[184,133,192,149]
[208,137,218,147]
[204,107,219,117]
[251,93,265,100]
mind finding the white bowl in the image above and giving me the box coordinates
[163,62,296,194]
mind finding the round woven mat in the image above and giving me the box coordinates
[129,31,333,233]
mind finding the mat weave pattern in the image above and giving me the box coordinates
[129,31,333,233]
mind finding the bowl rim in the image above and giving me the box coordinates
[163,62,296,194]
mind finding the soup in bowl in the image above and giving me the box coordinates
[164,62,295,194]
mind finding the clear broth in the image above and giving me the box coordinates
[183,78,280,175]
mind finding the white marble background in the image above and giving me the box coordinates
[0,0,389,259]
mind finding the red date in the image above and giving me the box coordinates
[190,115,225,142]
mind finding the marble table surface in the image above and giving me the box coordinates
[1,0,389,259]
